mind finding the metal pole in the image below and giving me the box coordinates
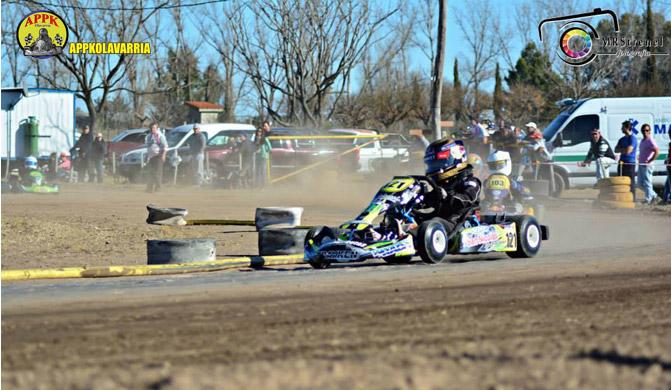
[112,152,116,175]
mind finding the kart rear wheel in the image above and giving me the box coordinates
[304,226,334,269]
[383,255,413,264]
[417,219,449,264]
[507,215,541,258]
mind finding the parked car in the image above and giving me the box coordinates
[328,128,410,174]
[119,123,254,182]
[107,128,150,160]
[267,128,336,171]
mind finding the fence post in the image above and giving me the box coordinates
[112,152,116,175]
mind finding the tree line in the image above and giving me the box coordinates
[2,0,670,135]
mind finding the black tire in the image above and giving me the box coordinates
[506,216,542,258]
[304,226,336,269]
[416,219,449,264]
[258,228,309,256]
[383,255,413,264]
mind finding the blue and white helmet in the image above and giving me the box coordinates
[24,156,38,170]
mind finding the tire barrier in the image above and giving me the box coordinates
[596,176,631,188]
[255,207,304,230]
[147,238,216,265]
[146,204,188,226]
[1,254,306,281]
[594,177,635,209]
[258,228,310,256]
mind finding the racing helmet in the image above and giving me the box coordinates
[487,150,512,176]
[424,139,468,182]
[467,153,484,178]
[24,156,38,170]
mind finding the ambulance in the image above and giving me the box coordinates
[543,97,670,190]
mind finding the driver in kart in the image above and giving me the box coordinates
[484,150,533,205]
[423,139,482,234]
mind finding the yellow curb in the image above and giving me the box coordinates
[2,254,306,282]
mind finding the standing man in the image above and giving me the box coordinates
[145,123,168,193]
[578,128,616,181]
[614,120,639,201]
[254,128,272,188]
[90,132,107,183]
[637,123,660,204]
[189,124,207,185]
[72,125,93,182]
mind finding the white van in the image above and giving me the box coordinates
[543,97,670,190]
[119,122,255,181]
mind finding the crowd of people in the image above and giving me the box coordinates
[14,117,671,204]
[459,117,671,205]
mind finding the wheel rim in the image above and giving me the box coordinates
[431,229,446,253]
[526,224,540,248]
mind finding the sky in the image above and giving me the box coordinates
[2,0,670,115]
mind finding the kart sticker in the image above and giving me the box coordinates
[369,237,414,258]
[458,224,516,253]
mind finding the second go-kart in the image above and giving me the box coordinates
[304,176,549,269]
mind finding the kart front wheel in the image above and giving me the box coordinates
[305,226,334,269]
[507,216,542,258]
[417,219,449,264]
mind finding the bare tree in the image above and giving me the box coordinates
[222,0,398,126]
[1,3,31,87]
[35,0,166,132]
[454,0,502,116]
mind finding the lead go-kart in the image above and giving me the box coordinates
[304,175,549,269]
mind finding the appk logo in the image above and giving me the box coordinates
[16,10,68,59]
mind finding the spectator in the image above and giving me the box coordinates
[58,151,71,171]
[189,124,207,185]
[237,134,255,188]
[262,120,272,135]
[614,120,638,201]
[578,128,616,181]
[254,128,272,188]
[521,122,551,178]
[72,125,93,182]
[637,123,660,204]
[144,123,168,193]
[90,132,107,183]
[468,117,489,157]
[663,132,671,204]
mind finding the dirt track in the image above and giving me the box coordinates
[2,180,671,389]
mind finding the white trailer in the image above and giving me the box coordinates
[1,88,77,162]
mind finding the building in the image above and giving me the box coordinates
[184,101,224,124]
[1,88,76,161]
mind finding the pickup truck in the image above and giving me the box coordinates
[206,128,336,179]
[328,129,410,174]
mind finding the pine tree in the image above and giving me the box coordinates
[493,62,503,122]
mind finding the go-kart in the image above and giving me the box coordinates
[481,173,544,221]
[3,169,59,194]
[304,176,549,269]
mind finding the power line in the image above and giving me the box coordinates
[13,0,227,11]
